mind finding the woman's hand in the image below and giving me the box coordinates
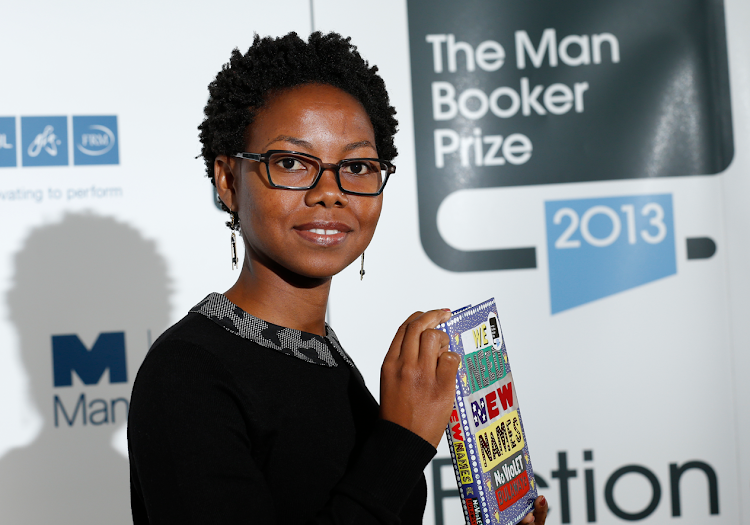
[380,310,461,448]
[519,496,548,524]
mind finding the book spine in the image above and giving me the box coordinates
[440,320,472,525]
[444,403,472,525]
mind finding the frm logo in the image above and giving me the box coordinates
[0,116,119,168]
[73,116,119,165]
[51,332,129,427]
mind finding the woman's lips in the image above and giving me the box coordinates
[294,222,352,246]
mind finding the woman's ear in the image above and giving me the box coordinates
[214,155,237,211]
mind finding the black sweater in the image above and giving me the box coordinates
[128,293,436,524]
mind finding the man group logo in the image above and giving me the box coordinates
[52,332,127,387]
[51,331,129,428]
[0,116,119,168]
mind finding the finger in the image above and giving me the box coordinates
[533,495,548,525]
[436,332,452,356]
[518,511,535,524]
[417,328,450,368]
[436,351,461,389]
[399,309,451,364]
[384,311,423,362]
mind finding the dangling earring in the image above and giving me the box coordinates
[360,252,365,281]
[227,213,239,270]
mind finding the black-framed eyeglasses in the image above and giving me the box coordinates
[233,150,395,196]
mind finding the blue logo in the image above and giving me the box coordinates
[73,115,119,165]
[21,116,68,167]
[52,332,127,387]
[545,194,676,314]
[0,117,16,167]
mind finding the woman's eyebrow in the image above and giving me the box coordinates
[343,140,375,153]
[263,135,313,150]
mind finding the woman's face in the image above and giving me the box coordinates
[221,83,383,280]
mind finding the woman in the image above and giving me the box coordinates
[128,32,547,524]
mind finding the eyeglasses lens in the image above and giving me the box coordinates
[267,153,317,187]
[267,153,386,194]
[338,160,384,194]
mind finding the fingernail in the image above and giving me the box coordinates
[540,495,547,506]
[442,308,451,312]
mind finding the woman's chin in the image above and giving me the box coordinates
[257,257,349,285]
[291,262,352,282]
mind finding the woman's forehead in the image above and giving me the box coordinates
[246,84,376,153]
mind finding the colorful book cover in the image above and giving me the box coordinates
[439,298,537,525]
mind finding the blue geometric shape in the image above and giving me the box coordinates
[545,194,676,314]
[21,116,69,167]
[73,115,119,165]
[0,117,17,167]
[52,332,128,387]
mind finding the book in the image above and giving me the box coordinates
[438,298,537,525]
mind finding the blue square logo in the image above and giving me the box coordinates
[21,116,69,167]
[545,194,677,314]
[0,117,17,167]
[73,116,119,165]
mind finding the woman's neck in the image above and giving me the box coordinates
[223,257,331,337]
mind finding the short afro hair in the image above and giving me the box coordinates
[199,31,398,212]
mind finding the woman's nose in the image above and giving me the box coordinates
[304,166,348,208]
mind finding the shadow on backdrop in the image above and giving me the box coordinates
[0,212,170,524]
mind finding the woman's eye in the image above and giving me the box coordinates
[276,157,306,171]
[343,161,375,175]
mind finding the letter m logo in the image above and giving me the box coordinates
[52,332,127,387]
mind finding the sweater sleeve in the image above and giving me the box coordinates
[128,340,436,525]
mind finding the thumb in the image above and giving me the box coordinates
[533,495,548,525]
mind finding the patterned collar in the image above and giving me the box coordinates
[190,292,354,368]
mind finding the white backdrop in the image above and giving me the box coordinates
[0,1,748,524]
